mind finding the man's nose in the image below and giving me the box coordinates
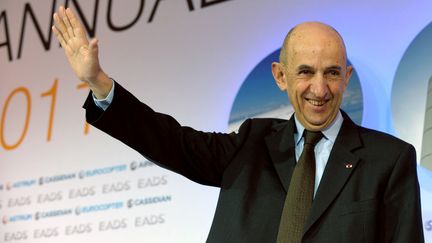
[310,74,329,98]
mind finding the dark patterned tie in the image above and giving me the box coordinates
[276,130,323,243]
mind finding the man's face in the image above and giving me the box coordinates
[272,24,352,131]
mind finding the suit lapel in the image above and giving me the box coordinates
[264,116,297,192]
[303,112,363,235]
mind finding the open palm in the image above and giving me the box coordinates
[52,6,101,84]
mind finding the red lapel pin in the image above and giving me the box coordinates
[345,163,353,169]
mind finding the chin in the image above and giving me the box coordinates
[304,117,332,130]
[306,115,330,125]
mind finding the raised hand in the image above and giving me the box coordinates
[52,6,112,98]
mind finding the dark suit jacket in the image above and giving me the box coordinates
[84,82,424,243]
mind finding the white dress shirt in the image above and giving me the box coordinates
[293,112,343,196]
[93,79,115,111]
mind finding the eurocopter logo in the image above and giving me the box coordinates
[79,164,127,179]
[75,201,123,215]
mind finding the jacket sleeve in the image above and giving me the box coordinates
[83,81,249,187]
[381,143,425,242]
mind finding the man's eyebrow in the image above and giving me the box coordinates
[295,65,343,71]
[326,65,342,70]
[296,64,314,70]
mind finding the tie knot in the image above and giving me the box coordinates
[303,130,323,146]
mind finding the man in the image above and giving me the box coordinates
[52,6,424,243]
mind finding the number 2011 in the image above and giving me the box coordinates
[0,79,90,151]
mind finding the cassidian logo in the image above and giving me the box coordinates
[130,160,154,171]
[2,214,32,224]
[6,179,37,190]
[75,201,123,215]
[39,173,76,186]
[127,195,172,209]
[34,209,73,221]
[228,49,363,132]
[79,164,127,179]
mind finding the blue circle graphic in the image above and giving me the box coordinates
[392,22,432,170]
[228,49,363,131]
[392,21,432,239]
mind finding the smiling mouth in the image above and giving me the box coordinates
[306,98,328,106]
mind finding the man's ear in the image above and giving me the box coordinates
[272,62,287,91]
[344,65,353,88]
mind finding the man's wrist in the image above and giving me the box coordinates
[90,71,112,99]
[93,79,115,111]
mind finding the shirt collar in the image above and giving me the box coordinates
[294,110,344,145]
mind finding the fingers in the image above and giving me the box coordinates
[53,11,69,42]
[52,26,72,56]
[61,7,75,39]
[52,5,90,55]
[66,8,86,39]
[88,38,100,57]
[89,39,98,52]
[52,25,65,47]
[52,6,82,43]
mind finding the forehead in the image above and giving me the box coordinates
[286,27,347,66]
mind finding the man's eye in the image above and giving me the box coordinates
[298,70,312,75]
[328,70,340,76]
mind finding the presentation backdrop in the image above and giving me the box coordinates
[1,0,431,242]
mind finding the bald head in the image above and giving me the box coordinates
[271,21,353,131]
[279,22,348,65]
